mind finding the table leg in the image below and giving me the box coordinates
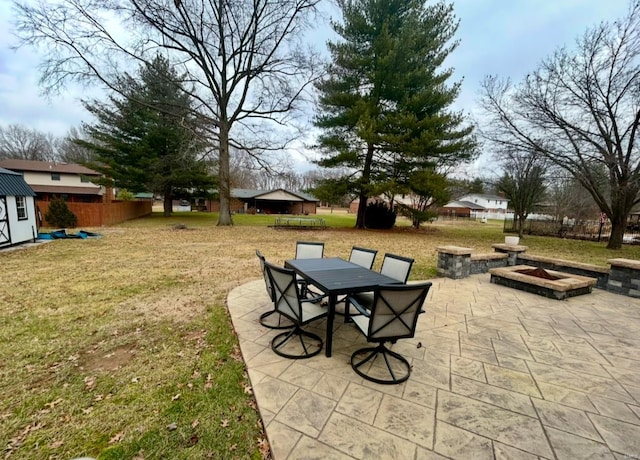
[325,293,336,357]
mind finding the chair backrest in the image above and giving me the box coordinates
[256,249,274,301]
[380,253,414,283]
[295,241,324,259]
[264,261,303,323]
[367,282,432,341]
[349,246,377,269]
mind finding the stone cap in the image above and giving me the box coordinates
[492,243,528,253]
[471,253,509,261]
[519,253,609,273]
[608,258,640,270]
[436,245,473,255]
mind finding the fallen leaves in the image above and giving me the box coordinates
[109,430,125,444]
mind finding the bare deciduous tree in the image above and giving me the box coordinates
[13,0,323,225]
[479,1,640,249]
[494,150,547,239]
[0,124,57,161]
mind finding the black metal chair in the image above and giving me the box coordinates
[295,241,325,298]
[380,253,414,283]
[256,250,294,330]
[347,282,432,384]
[264,261,329,359]
[346,253,415,320]
[349,246,378,269]
[295,241,325,259]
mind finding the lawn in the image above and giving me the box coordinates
[2,212,639,459]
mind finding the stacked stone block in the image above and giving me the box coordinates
[607,258,640,298]
[437,246,472,279]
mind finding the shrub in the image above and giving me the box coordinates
[364,201,396,229]
[45,197,78,228]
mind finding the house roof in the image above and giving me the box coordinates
[0,167,36,197]
[443,200,486,210]
[458,193,508,202]
[29,184,103,196]
[231,188,318,202]
[0,159,101,176]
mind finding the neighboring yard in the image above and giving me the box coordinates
[2,212,640,459]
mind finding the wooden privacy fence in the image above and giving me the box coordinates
[38,200,152,228]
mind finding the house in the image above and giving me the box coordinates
[0,159,104,203]
[0,159,152,227]
[0,167,38,247]
[205,188,319,214]
[442,193,511,220]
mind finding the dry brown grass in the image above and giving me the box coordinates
[2,213,640,459]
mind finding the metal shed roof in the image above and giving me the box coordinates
[0,168,36,197]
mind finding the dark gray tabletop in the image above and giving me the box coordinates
[284,257,400,357]
[285,257,398,294]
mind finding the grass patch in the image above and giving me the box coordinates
[3,213,640,458]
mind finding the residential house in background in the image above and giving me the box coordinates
[442,193,511,220]
[0,159,105,203]
[204,188,319,214]
[0,159,152,227]
[0,167,38,247]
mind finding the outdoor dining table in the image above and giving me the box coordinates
[284,257,400,357]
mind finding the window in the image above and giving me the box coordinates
[51,173,61,181]
[16,196,27,220]
[80,175,90,183]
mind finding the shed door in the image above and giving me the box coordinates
[0,196,10,246]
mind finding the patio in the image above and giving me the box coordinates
[228,274,640,459]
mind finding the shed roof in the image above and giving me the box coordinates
[0,167,36,197]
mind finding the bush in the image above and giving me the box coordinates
[364,201,396,229]
[45,197,78,228]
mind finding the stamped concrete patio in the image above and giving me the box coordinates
[228,274,640,459]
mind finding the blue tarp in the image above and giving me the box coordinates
[38,229,102,240]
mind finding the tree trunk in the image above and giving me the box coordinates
[163,193,172,217]
[608,219,625,249]
[606,185,638,249]
[217,122,233,226]
[355,143,375,229]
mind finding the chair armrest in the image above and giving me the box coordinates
[303,291,328,304]
[347,295,371,317]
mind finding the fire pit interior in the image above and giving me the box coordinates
[489,265,597,300]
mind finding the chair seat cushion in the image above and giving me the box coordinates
[352,314,370,335]
[301,301,328,323]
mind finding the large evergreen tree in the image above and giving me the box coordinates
[77,56,215,216]
[315,0,476,228]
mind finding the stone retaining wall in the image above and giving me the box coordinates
[608,258,640,298]
[436,243,640,299]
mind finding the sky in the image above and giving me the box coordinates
[0,0,633,173]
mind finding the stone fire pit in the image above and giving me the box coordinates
[489,265,597,300]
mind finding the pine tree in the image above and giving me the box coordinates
[76,55,215,216]
[45,197,78,228]
[315,0,476,228]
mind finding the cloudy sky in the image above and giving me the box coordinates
[0,0,632,167]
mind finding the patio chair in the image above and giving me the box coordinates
[295,241,325,298]
[349,246,378,269]
[380,253,414,283]
[345,253,415,319]
[348,282,432,384]
[256,250,294,330]
[333,246,379,314]
[295,241,324,259]
[264,261,329,359]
